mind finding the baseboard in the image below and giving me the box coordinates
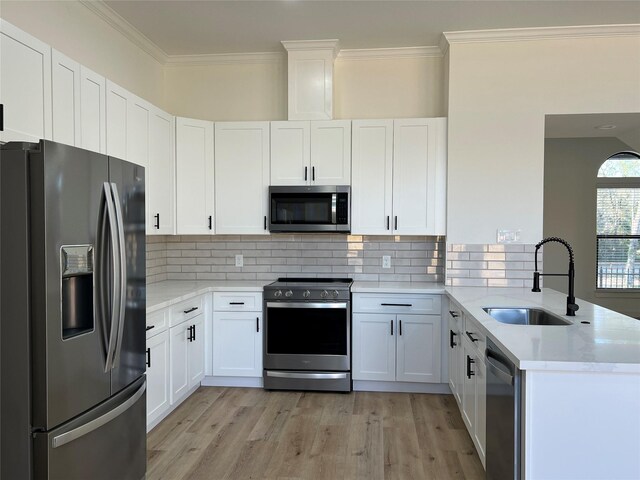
[201,376,263,388]
[353,380,452,394]
[147,383,199,432]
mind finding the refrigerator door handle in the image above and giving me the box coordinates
[102,182,121,372]
[51,381,146,449]
[110,183,127,369]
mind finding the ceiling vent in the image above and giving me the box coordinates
[281,40,340,120]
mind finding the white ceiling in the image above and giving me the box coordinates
[545,113,640,152]
[103,0,640,55]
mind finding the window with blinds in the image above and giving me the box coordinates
[596,153,640,289]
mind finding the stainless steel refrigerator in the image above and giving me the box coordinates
[1,140,147,480]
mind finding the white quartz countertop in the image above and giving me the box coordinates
[147,280,269,312]
[352,281,446,294]
[446,287,640,373]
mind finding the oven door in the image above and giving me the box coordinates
[264,301,350,371]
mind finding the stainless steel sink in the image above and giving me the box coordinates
[482,307,572,326]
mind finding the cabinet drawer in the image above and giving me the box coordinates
[446,299,463,329]
[213,292,262,312]
[170,295,206,326]
[353,293,441,315]
[463,313,486,357]
[146,309,169,338]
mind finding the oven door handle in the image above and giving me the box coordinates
[266,302,348,309]
[266,371,349,380]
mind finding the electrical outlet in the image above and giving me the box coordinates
[382,255,391,269]
[497,229,521,244]
[235,254,243,267]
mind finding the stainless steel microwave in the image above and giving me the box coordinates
[269,185,350,233]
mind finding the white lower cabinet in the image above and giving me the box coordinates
[146,330,170,429]
[352,294,442,384]
[447,306,463,405]
[169,314,205,404]
[212,292,262,378]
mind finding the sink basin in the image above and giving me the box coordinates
[482,307,572,326]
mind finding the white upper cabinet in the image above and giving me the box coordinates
[310,120,351,185]
[352,118,447,236]
[215,122,270,234]
[148,108,175,235]
[79,66,106,154]
[270,121,310,186]
[351,120,394,234]
[270,120,351,186]
[51,49,80,147]
[126,95,150,168]
[105,80,129,160]
[392,118,447,235]
[175,117,215,235]
[0,19,52,143]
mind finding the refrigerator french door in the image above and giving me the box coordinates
[1,140,146,480]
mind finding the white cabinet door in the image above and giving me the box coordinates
[169,322,189,404]
[352,313,396,382]
[0,19,52,143]
[351,120,394,234]
[270,121,310,185]
[127,95,150,167]
[474,356,487,465]
[461,338,477,431]
[215,122,269,234]
[105,80,129,160]
[148,108,175,235]
[79,66,106,154]
[146,330,170,428]
[396,314,441,383]
[392,118,447,235]
[310,120,351,185]
[212,311,262,377]
[175,117,214,234]
[188,315,205,388]
[51,49,80,147]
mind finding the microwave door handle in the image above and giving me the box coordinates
[331,194,337,224]
[110,183,127,369]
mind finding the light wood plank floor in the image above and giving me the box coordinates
[147,387,484,480]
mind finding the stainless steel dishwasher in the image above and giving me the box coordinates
[486,338,522,480]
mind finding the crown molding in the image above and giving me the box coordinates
[443,24,640,45]
[79,0,168,64]
[337,46,443,60]
[282,39,341,58]
[165,51,285,67]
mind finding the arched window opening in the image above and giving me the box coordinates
[596,152,640,289]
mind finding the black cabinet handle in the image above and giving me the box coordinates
[394,216,398,230]
[256,317,260,333]
[193,325,196,341]
[450,330,457,348]
[264,215,267,230]
[304,166,308,181]
[183,307,198,314]
[146,348,151,368]
[449,310,459,318]
[208,215,212,230]
[187,326,192,342]
[381,303,412,307]
[466,331,478,343]
[386,216,390,230]
[466,355,475,379]
[145,325,155,331]
[0,104,3,131]
[229,302,244,305]
[312,166,315,181]
[154,213,160,229]
[390,320,394,336]
[399,320,403,336]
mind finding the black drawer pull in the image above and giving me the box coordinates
[381,303,412,307]
[466,331,479,343]
[256,317,260,333]
[183,307,199,314]
[466,355,475,379]
[146,348,151,368]
[229,302,245,305]
[449,330,457,348]
[449,310,459,318]
[145,325,155,331]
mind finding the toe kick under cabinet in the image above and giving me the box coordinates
[352,293,442,387]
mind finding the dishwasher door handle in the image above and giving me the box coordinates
[486,354,514,385]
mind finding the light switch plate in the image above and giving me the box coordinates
[382,255,391,269]
[235,254,243,267]
[497,229,521,244]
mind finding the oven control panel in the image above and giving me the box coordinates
[264,288,350,301]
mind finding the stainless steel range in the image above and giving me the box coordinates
[263,278,353,392]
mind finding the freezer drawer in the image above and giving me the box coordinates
[33,377,146,480]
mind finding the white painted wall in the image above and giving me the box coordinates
[1,1,165,107]
[544,137,640,318]
[447,35,640,245]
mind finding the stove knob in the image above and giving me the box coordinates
[273,290,282,298]
[332,290,339,298]
[285,290,293,298]
[321,290,329,299]
[303,290,311,298]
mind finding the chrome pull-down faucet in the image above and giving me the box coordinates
[532,237,579,316]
